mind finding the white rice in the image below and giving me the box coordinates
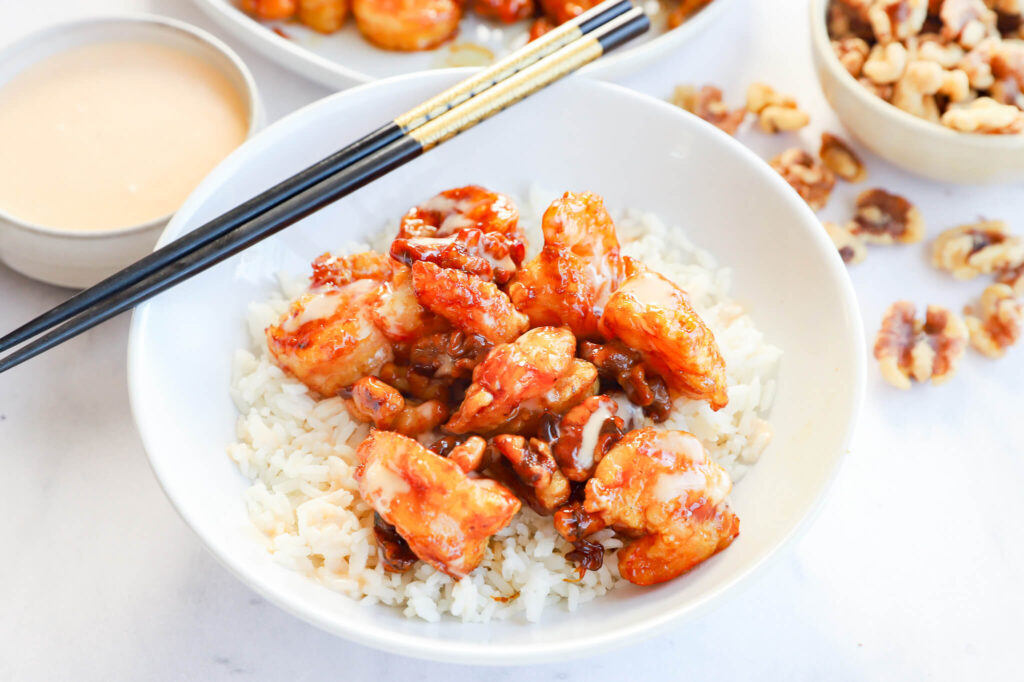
[227,189,782,623]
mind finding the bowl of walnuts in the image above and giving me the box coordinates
[810,0,1024,184]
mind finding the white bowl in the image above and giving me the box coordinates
[192,0,738,88]
[127,70,865,664]
[809,0,1024,185]
[0,15,263,289]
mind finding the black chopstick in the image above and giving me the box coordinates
[0,7,649,374]
[0,0,633,356]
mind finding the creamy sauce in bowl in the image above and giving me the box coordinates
[0,41,249,233]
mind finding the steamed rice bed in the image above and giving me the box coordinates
[227,188,782,623]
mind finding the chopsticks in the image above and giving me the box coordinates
[0,4,649,374]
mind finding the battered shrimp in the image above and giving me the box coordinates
[240,0,297,20]
[584,428,739,586]
[411,261,529,344]
[297,0,349,32]
[600,270,728,411]
[266,279,393,395]
[538,0,601,24]
[445,326,576,434]
[351,0,462,51]
[472,0,535,22]
[508,192,625,339]
[310,251,390,289]
[370,261,443,342]
[356,430,521,577]
[399,186,523,242]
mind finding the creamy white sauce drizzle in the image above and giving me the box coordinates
[282,290,344,332]
[577,402,616,471]
[360,458,410,512]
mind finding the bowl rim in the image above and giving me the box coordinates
[190,0,739,88]
[127,69,866,665]
[0,13,263,241]
[809,0,1024,148]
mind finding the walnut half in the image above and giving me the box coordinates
[670,84,747,136]
[849,188,925,244]
[819,132,868,182]
[770,148,836,211]
[964,283,1023,357]
[931,220,1024,279]
[746,83,811,133]
[874,301,968,388]
[824,221,868,264]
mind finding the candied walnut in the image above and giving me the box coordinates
[941,95,1024,131]
[398,185,522,242]
[373,513,417,573]
[491,435,571,513]
[964,283,1023,356]
[849,188,925,244]
[310,251,390,288]
[447,435,487,473]
[666,0,712,28]
[579,341,673,422]
[820,132,868,182]
[670,85,747,135]
[542,359,600,414]
[824,221,868,264]
[769,148,836,211]
[746,83,810,133]
[549,395,623,481]
[346,376,450,436]
[873,301,968,388]
[941,0,998,47]
[864,41,909,84]
[892,60,971,120]
[378,362,453,403]
[931,220,1024,278]
[408,330,492,380]
[833,37,872,76]
[997,262,1024,294]
[868,0,928,43]
[390,227,525,284]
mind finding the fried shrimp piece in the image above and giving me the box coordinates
[445,326,576,434]
[472,0,534,22]
[351,0,461,51]
[508,192,625,339]
[599,270,728,411]
[370,261,442,342]
[311,251,390,289]
[411,261,529,344]
[391,227,526,284]
[346,376,449,436]
[541,358,599,413]
[399,186,523,241]
[492,435,571,512]
[297,0,349,32]
[584,428,739,586]
[356,430,521,577]
[267,279,393,395]
[240,0,297,20]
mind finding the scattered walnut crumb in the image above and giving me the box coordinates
[874,301,968,389]
[931,220,1024,278]
[824,221,868,264]
[964,283,1023,356]
[849,188,925,244]
[833,37,871,76]
[746,83,811,132]
[820,132,868,182]
[670,84,747,135]
[770,148,836,210]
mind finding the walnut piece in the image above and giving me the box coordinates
[964,283,1023,356]
[833,37,872,76]
[769,148,836,211]
[931,220,1024,278]
[670,84,747,135]
[746,83,811,132]
[941,95,1024,131]
[874,301,968,388]
[820,132,868,182]
[868,0,928,42]
[864,41,909,83]
[940,0,998,47]
[824,221,868,264]
[996,262,1024,294]
[491,434,570,512]
[849,188,925,244]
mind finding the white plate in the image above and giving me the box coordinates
[192,0,737,88]
[128,70,864,664]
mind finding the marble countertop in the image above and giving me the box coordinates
[2,0,1021,679]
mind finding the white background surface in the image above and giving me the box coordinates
[1,0,1021,680]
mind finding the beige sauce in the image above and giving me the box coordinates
[0,41,249,232]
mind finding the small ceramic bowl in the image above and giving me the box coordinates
[809,0,1024,185]
[0,15,263,289]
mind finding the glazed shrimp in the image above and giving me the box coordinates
[538,0,601,24]
[398,186,523,242]
[298,0,350,32]
[351,0,462,51]
[240,0,297,20]
[472,0,535,23]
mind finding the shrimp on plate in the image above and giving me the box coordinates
[351,0,462,51]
